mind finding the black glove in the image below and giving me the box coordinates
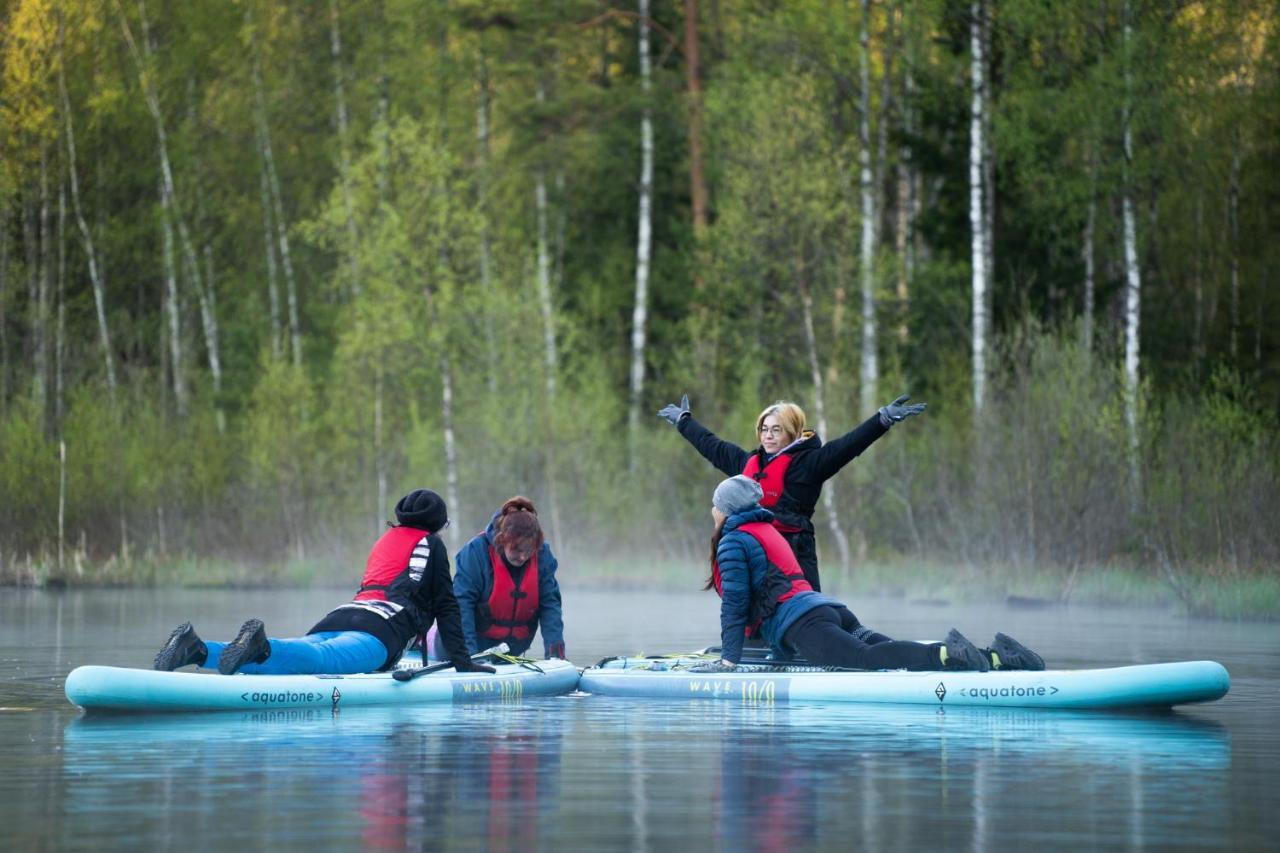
[657,394,691,426]
[454,659,497,674]
[688,659,737,673]
[878,394,927,428]
[546,642,566,659]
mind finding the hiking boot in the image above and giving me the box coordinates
[943,628,990,672]
[153,622,208,671]
[990,632,1045,671]
[217,618,271,675]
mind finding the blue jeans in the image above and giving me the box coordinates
[202,630,388,675]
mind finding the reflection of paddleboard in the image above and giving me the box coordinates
[64,657,580,713]
[580,655,1229,710]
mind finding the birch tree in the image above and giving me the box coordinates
[969,0,989,417]
[328,0,361,299]
[1120,0,1142,478]
[56,19,116,395]
[628,0,655,470]
[857,0,879,418]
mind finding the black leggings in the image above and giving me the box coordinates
[782,605,942,670]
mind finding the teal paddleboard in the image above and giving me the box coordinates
[65,657,580,713]
[579,656,1229,710]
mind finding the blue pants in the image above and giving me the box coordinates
[202,630,388,675]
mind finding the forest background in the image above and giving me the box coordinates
[1,0,1277,618]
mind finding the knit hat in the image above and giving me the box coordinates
[394,489,449,531]
[712,475,764,516]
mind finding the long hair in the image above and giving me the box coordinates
[754,401,806,445]
[704,513,728,591]
[493,496,544,553]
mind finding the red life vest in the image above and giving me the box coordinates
[481,546,541,642]
[742,452,801,532]
[711,521,813,633]
[355,526,434,604]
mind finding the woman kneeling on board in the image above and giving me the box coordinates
[693,475,1044,674]
[452,496,566,660]
[152,489,495,676]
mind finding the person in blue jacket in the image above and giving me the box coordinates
[451,496,566,659]
[691,475,1044,674]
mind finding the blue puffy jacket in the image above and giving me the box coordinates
[715,507,837,664]
[453,510,566,657]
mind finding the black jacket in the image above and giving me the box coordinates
[677,412,889,589]
[308,530,470,670]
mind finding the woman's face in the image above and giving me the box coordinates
[502,539,537,566]
[758,413,793,455]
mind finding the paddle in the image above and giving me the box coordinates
[392,643,510,682]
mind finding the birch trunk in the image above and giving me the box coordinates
[858,0,879,418]
[1229,146,1241,360]
[248,49,302,368]
[440,354,462,552]
[158,180,186,415]
[56,179,67,429]
[32,157,51,421]
[475,42,498,393]
[981,0,995,315]
[969,1,988,417]
[798,262,852,573]
[1082,150,1097,353]
[328,0,361,297]
[1193,198,1204,363]
[120,0,222,398]
[374,368,387,536]
[1121,2,1142,481]
[628,0,655,471]
[258,151,282,361]
[896,52,915,344]
[534,88,558,401]
[684,0,708,235]
[58,28,117,393]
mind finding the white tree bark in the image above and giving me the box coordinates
[1121,2,1142,477]
[258,150,282,361]
[158,179,186,415]
[56,178,67,428]
[120,0,221,398]
[475,43,498,393]
[440,354,462,551]
[58,33,117,393]
[1082,148,1097,353]
[328,0,361,298]
[534,86,558,401]
[858,0,879,417]
[969,1,988,417]
[896,52,916,344]
[799,267,852,572]
[1229,146,1241,360]
[628,0,655,471]
[248,45,302,368]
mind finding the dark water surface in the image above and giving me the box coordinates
[2,586,1277,850]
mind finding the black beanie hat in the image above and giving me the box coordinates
[394,489,449,531]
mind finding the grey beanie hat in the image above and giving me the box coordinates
[713,475,764,516]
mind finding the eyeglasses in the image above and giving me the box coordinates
[759,425,787,437]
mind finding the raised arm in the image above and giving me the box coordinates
[806,395,926,481]
[658,395,751,475]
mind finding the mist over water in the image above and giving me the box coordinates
[2,587,1278,849]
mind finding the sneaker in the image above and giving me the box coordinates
[217,618,271,675]
[991,632,1045,671]
[943,628,991,672]
[153,622,208,671]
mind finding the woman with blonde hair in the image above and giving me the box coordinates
[658,392,925,591]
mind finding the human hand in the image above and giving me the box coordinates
[657,394,691,426]
[878,394,926,427]
[454,659,497,674]
[688,659,737,673]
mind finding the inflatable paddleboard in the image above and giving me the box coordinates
[65,657,580,713]
[578,654,1229,710]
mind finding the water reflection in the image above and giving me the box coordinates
[61,703,565,850]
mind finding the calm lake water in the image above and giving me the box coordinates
[2,585,1278,850]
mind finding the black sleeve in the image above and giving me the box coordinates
[802,414,890,482]
[421,537,470,665]
[676,415,751,477]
